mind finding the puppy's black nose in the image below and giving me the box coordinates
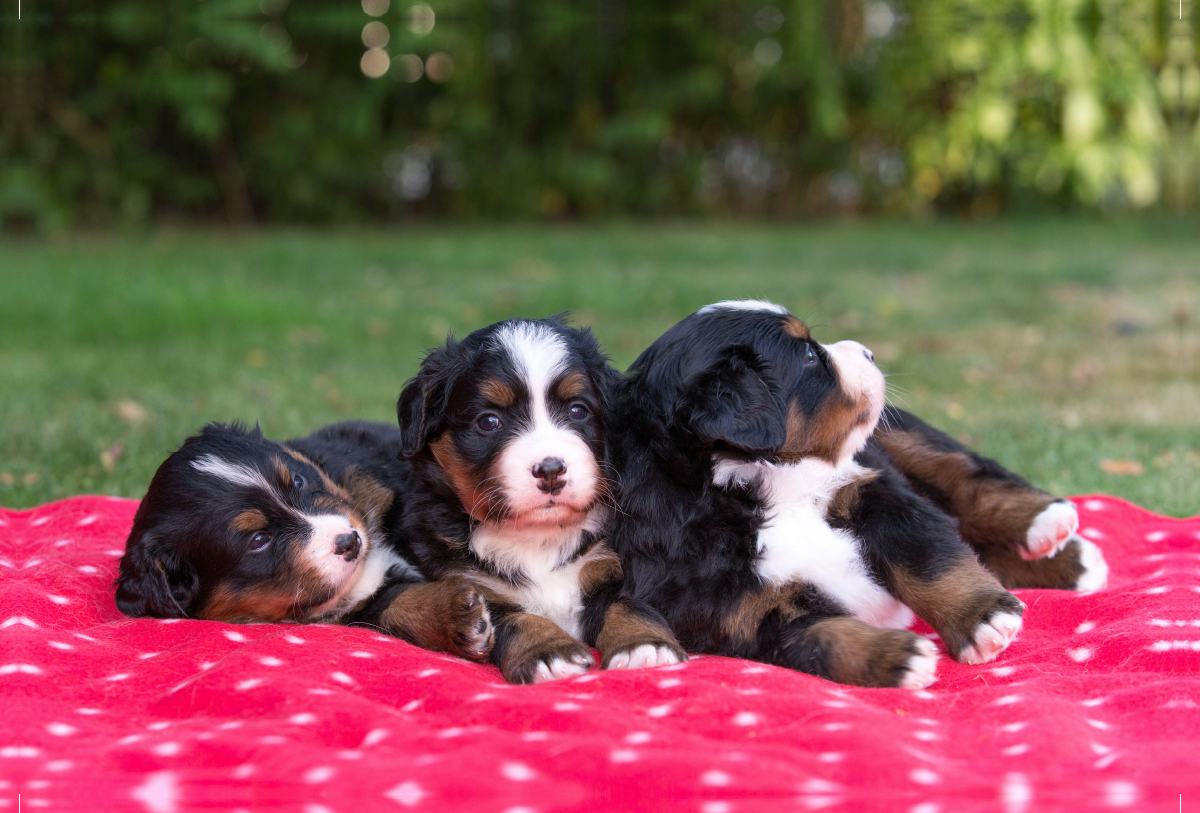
[334,530,361,560]
[863,348,875,363]
[532,458,566,495]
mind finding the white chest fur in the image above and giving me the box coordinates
[469,509,609,639]
[714,458,913,630]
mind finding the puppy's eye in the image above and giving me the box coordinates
[292,474,305,489]
[568,404,589,421]
[248,532,271,553]
[804,344,818,364]
[476,413,502,432]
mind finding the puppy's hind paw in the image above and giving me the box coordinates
[1024,500,1079,560]
[959,611,1023,665]
[1070,537,1109,592]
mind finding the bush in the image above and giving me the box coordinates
[1,0,1193,227]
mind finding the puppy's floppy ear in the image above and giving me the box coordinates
[114,531,199,618]
[681,345,786,455]
[397,340,468,459]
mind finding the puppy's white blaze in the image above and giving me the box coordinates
[715,457,914,630]
[191,455,275,493]
[493,322,600,521]
[697,300,789,315]
[822,340,887,463]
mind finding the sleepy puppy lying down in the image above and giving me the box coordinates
[116,421,493,663]
[607,300,1108,689]
[395,316,685,683]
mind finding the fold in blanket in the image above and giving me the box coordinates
[0,495,1197,811]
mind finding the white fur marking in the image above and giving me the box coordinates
[607,644,682,671]
[191,455,274,492]
[1073,537,1109,591]
[697,299,789,316]
[716,457,913,629]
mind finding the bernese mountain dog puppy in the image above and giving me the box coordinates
[396,316,686,684]
[607,300,1107,689]
[116,421,494,662]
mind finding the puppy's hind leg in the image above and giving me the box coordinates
[777,615,939,690]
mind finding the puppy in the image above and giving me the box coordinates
[396,316,685,683]
[116,421,493,662]
[608,300,1104,689]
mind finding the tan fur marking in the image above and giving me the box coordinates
[481,378,516,408]
[430,434,490,522]
[779,391,867,464]
[555,371,589,401]
[201,583,298,623]
[782,316,810,339]
[578,550,622,597]
[722,583,805,646]
[807,616,925,688]
[280,448,354,504]
[877,431,1057,552]
[341,468,396,532]
[978,541,1087,590]
[379,578,491,660]
[826,470,881,523]
[231,509,267,534]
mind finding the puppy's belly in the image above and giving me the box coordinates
[755,507,913,630]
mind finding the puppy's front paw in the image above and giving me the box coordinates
[508,639,594,684]
[432,578,494,662]
[605,642,685,671]
[899,638,940,690]
[959,610,1023,665]
[1023,500,1079,560]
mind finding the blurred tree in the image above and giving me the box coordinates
[0,0,1194,227]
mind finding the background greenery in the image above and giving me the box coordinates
[3,0,1198,226]
[1,219,1196,516]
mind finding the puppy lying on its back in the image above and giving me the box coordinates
[607,301,1107,688]
[396,317,685,683]
[116,421,493,662]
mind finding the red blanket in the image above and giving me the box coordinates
[1,496,1197,812]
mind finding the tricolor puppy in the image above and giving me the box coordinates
[608,301,1106,689]
[396,317,685,684]
[116,421,493,662]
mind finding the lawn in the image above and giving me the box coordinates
[1,219,1197,516]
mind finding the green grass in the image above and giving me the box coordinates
[1,219,1197,516]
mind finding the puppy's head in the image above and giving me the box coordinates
[398,317,620,530]
[116,423,373,622]
[630,299,885,467]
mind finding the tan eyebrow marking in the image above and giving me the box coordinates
[555,370,588,400]
[231,509,268,533]
[480,378,515,408]
[782,316,810,339]
[274,457,294,487]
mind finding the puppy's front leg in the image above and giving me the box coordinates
[578,551,686,669]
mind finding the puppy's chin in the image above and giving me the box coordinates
[501,500,593,530]
[296,548,370,620]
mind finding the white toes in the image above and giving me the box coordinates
[899,638,939,690]
[1024,501,1079,560]
[607,643,683,670]
[960,611,1023,665]
[532,656,592,683]
[468,607,493,658]
[1072,537,1109,592]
